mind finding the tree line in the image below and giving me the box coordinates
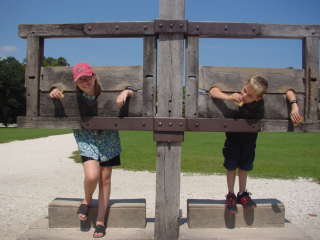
[0,56,69,126]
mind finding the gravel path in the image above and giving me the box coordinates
[0,134,319,240]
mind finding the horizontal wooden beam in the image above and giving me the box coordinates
[199,66,305,94]
[40,66,142,91]
[17,116,320,132]
[19,22,320,39]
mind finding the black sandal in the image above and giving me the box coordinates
[77,203,89,221]
[93,225,106,238]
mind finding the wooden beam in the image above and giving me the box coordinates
[25,35,43,117]
[303,37,320,121]
[199,66,305,94]
[185,36,199,118]
[143,37,157,117]
[155,1,184,240]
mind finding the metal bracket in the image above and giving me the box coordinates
[154,20,188,34]
[188,22,261,37]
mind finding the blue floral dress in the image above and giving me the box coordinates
[73,93,121,162]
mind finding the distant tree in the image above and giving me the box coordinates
[0,56,69,126]
[0,57,25,126]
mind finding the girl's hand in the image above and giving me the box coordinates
[116,89,134,108]
[49,88,64,99]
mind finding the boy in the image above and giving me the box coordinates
[209,75,303,213]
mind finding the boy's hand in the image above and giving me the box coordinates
[229,93,243,105]
[49,88,64,99]
[116,89,133,108]
[290,104,304,126]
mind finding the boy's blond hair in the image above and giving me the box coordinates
[247,75,268,97]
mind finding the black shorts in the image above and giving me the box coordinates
[223,140,256,171]
[81,155,121,167]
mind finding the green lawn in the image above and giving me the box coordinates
[1,128,319,181]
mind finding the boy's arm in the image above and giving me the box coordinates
[209,87,242,104]
[285,89,303,125]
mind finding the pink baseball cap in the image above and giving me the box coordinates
[72,63,94,82]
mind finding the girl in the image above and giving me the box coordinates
[49,63,134,238]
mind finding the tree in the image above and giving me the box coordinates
[0,57,25,126]
[0,56,69,126]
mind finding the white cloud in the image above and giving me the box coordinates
[0,45,18,53]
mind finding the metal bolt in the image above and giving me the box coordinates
[169,122,173,127]
[170,24,174,29]
[159,24,163,28]
[179,24,184,28]
[87,25,92,31]
[179,122,183,127]
[158,122,163,126]
[196,25,200,31]
[143,25,148,30]
[115,25,119,31]
[114,123,118,127]
[195,122,199,127]
[223,124,227,128]
[252,28,256,32]
[142,122,146,127]
[224,25,228,31]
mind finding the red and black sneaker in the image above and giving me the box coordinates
[237,191,257,208]
[225,192,237,214]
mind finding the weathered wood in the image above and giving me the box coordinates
[19,22,154,39]
[39,92,143,117]
[260,24,320,39]
[199,66,305,94]
[303,37,320,121]
[25,35,43,117]
[185,36,199,118]
[17,116,82,129]
[198,93,305,120]
[40,66,142,91]
[143,37,156,117]
[155,1,184,240]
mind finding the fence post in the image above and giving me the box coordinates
[155,1,185,240]
[303,37,320,121]
[25,35,43,117]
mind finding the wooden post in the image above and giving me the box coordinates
[302,37,320,121]
[155,1,185,240]
[143,36,157,117]
[25,35,43,117]
[185,36,199,118]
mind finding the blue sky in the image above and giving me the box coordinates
[1,0,319,68]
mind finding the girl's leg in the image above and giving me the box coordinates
[95,166,112,230]
[80,160,100,220]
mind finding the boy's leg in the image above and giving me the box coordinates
[238,169,247,193]
[225,170,237,213]
[237,169,256,208]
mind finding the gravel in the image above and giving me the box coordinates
[0,134,319,240]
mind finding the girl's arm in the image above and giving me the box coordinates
[116,89,134,108]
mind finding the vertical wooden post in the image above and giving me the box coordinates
[25,35,43,117]
[185,36,199,118]
[155,1,185,240]
[143,36,157,117]
[302,37,320,121]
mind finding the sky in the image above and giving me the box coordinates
[1,0,320,69]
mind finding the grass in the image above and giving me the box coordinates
[0,128,71,143]
[1,128,319,180]
[69,131,320,181]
